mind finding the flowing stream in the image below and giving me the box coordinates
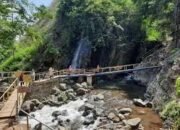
[20,79,162,130]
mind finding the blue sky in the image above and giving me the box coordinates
[29,0,53,7]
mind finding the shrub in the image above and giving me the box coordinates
[176,77,180,97]
[161,100,180,130]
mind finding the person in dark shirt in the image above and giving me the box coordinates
[19,73,23,87]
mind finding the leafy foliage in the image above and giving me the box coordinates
[176,77,180,97]
[161,100,180,130]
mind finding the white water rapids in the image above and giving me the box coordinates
[20,99,100,130]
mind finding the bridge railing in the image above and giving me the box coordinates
[0,71,32,80]
[20,109,54,130]
[34,63,142,80]
[0,78,18,109]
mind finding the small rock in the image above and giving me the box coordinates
[75,83,83,89]
[124,113,130,118]
[118,113,125,120]
[81,82,88,88]
[76,88,88,96]
[51,86,60,94]
[113,116,120,123]
[146,102,153,108]
[59,83,67,91]
[22,100,35,113]
[95,108,104,116]
[58,126,66,130]
[119,108,132,114]
[94,94,104,101]
[52,111,61,117]
[107,112,116,120]
[126,118,141,127]
[84,103,95,110]
[133,99,146,107]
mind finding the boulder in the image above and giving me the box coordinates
[94,94,104,101]
[51,86,61,94]
[34,123,42,130]
[67,93,76,100]
[107,112,120,122]
[52,111,62,117]
[84,103,95,110]
[95,108,104,116]
[22,100,35,113]
[81,82,88,88]
[59,83,67,91]
[58,92,68,102]
[107,112,116,120]
[58,126,66,130]
[119,108,132,114]
[31,99,41,107]
[133,99,146,107]
[145,102,153,108]
[118,113,125,120]
[76,88,88,96]
[112,116,120,123]
[126,118,141,127]
[75,83,83,89]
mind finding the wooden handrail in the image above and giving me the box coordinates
[20,109,54,130]
[0,78,18,102]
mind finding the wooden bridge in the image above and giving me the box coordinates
[34,63,161,83]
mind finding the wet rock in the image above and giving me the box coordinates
[133,99,146,107]
[81,82,88,88]
[145,101,153,108]
[57,92,68,102]
[58,126,66,130]
[31,99,41,107]
[52,111,61,117]
[112,116,120,123]
[76,88,88,96]
[75,83,83,89]
[124,113,130,118]
[106,111,120,122]
[95,108,104,116]
[51,86,61,94]
[94,94,104,101]
[22,100,35,113]
[59,83,67,91]
[34,123,42,130]
[119,108,132,114]
[118,113,125,120]
[67,93,76,100]
[126,118,141,127]
[84,103,95,110]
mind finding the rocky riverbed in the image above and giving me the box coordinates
[20,79,162,130]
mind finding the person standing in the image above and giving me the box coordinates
[49,67,54,78]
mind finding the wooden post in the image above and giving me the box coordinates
[87,75,92,86]
[27,115,29,130]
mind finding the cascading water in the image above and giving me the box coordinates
[71,38,91,69]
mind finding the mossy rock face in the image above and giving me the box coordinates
[176,77,180,97]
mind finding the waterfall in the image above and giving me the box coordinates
[71,38,91,69]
